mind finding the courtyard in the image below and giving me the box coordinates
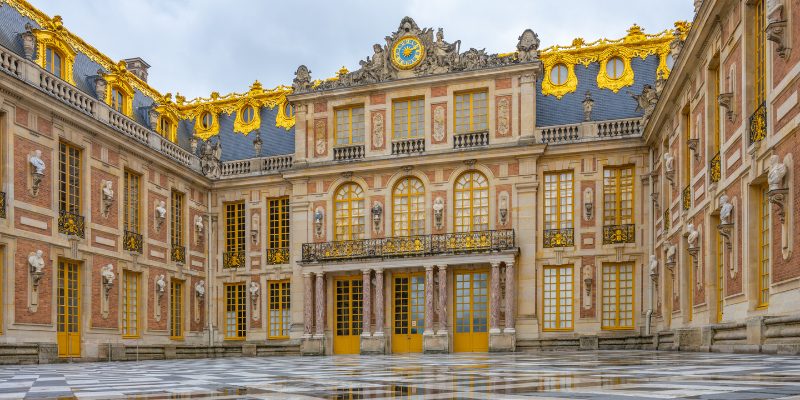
[0,351,799,399]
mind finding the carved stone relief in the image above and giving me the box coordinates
[496,96,511,137]
[314,119,327,157]
[432,103,446,144]
[371,111,385,150]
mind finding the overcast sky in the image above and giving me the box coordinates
[35,0,694,100]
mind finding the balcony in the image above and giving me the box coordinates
[301,229,515,263]
[0,191,5,219]
[221,154,293,177]
[123,230,143,253]
[749,101,766,145]
[682,185,692,210]
[537,117,642,145]
[453,131,489,149]
[171,244,186,263]
[223,251,245,269]
[602,224,635,245]
[710,151,721,183]
[58,210,85,238]
[333,144,365,161]
[543,228,574,248]
[267,247,290,265]
[391,138,425,155]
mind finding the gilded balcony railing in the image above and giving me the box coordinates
[709,151,721,183]
[543,228,574,248]
[58,210,85,238]
[602,224,636,245]
[223,251,246,269]
[123,230,143,253]
[171,244,186,263]
[301,229,515,263]
[0,191,6,219]
[682,185,692,210]
[749,101,766,144]
[266,247,290,265]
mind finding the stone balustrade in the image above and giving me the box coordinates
[391,138,425,155]
[39,71,96,115]
[333,144,365,161]
[453,131,489,149]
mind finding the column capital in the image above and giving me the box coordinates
[490,261,502,268]
[315,271,324,277]
[505,260,515,268]
[361,268,372,274]
[424,265,434,271]
[374,267,384,274]
[302,271,312,278]
[436,264,448,270]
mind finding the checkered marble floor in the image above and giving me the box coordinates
[0,350,799,399]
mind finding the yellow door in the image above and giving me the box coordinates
[57,260,80,358]
[333,276,363,354]
[453,270,489,352]
[392,272,425,353]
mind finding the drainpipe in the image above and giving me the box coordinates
[206,190,213,347]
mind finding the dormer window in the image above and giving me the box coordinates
[241,105,255,123]
[201,112,213,130]
[44,46,64,78]
[159,116,177,142]
[606,57,625,80]
[111,87,126,113]
[550,63,568,86]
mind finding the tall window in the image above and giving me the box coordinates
[392,177,425,236]
[758,186,770,307]
[225,283,246,339]
[123,170,141,233]
[225,202,246,253]
[603,166,634,226]
[601,263,634,329]
[392,98,424,139]
[170,280,183,340]
[268,280,291,339]
[171,191,184,248]
[335,106,365,146]
[268,197,290,250]
[45,47,64,79]
[753,0,766,108]
[454,171,489,232]
[454,91,488,134]
[334,183,365,241]
[543,265,573,331]
[122,271,140,337]
[59,142,81,214]
[544,171,573,232]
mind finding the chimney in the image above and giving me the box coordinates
[123,57,151,82]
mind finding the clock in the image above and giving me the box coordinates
[391,36,424,70]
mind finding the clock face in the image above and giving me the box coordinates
[392,36,424,70]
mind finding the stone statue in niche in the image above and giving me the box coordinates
[195,280,205,300]
[719,194,734,225]
[583,187,594,221]
[497,97,510,136]
[686,223,699,249]
[371,202,383,233]
[665,244,677,266]
[251,212,260,245]
[194,215,205,240]
[372,112,384,149]
[155,200,167,231]
[29,150,45,196]
[101,264,115,295]
[433,197,444,230]
[433,105,445,142]
[314,208,324,238]
[101,180,114,217]
[250,281,260,301]
[156,274,166,297]
[199,140,222,179]
[516,29,541,63]
[498,193,509,226]
[767,154,787,191]
[28,250,45,288]
[582,91,594,122]
[648,255,659,280]
[663,152,675,173]
[292,65,312,92]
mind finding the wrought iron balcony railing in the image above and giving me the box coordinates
[58,210,85,238]
[603,224,636,245]
[0,191,5,219]
[749,101,766,144]
[682,185,692,210]
[709,151,721,183]
[223,251,246,269]
[543,228,574,248]
[301,229,515,263]
[267,247,290,265]
[171,244,186,263]
[123,230,143,253]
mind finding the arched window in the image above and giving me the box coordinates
[454,171,489,232]
[392,177,425,236]
[334,183,365,241]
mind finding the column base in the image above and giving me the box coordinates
[301,337,325,356]
[360,335,387,355]
[489,331,516,353]
[423,332,450,354]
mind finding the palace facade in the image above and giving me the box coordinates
[0,0,796,362]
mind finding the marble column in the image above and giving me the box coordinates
[303,272,313,337]
[374,268,384,336]
[314,271,324,338]
[504,261,516,333]
[489,262,501,334]
[424,265,435,335]
[437,264,448,335]
[362,268,372,336]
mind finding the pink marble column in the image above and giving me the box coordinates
[362,268,372,336]
[314,271,324,337]
[374,268,384,336]
[424,265,435,335]
[489,262,501,334]
[303,272,313,337]
[504,261,516,332]
[437,264,448,335]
